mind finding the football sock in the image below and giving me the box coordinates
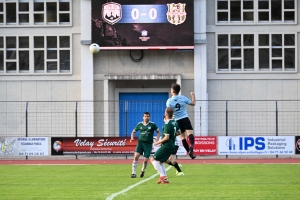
[165,160,174,166]
[182,139,190,152]
[172,161,182,172]
[152,160,163,176]
[141,161,148,172]
[160,163,167,176]
[188,134,195,148]
[132,161,138,174]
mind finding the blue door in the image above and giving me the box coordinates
[119,93,168,137]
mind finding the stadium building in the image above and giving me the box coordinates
[0,0,299,138]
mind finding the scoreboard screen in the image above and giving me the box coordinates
[91,0,194,50]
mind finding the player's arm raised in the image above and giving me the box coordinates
[190,92,196,106]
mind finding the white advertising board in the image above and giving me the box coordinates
[218,136,295,155]
[0,137,48,156]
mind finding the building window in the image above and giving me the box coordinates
[217,0,254,23]
[216,0,296,24]
[258,33,295,71]
[258,0,295,23]
[217,33,296,72]
[217,34,255,71]
[0,35,71,74]
[0,3,3,24]
[4,36,29,73]
[0,0,71,26]
[19,1,30,25]
[0,37,3,72]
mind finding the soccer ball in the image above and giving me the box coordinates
[89,43,100,54]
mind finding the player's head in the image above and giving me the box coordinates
[171,83,180,95]
[143,112,150,123]
[165,107,174,119]
[163,115,167,122]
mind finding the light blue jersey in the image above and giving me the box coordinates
[166,95,192,120]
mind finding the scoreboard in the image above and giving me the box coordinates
[118,5,169,23]
[91,0,194,50]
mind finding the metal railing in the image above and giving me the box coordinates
[0,100,300,137]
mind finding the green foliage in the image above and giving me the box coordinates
[0,164,299,200]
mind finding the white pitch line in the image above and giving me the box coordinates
[106,166,172,200]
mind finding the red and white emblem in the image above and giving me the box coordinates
[53,141,63,152]
[102,2,122,25]
[296,139,300,152]
[166,3,187,25]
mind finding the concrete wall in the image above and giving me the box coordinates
[0,1,82,137]
[0,81,81,101]
[93,48,195,136]
[94,50,194,77]
[208,80,300,100]
[0,0,82,101]
[206,1,300,101]
[2,0,300,138]
[205,1,300,136]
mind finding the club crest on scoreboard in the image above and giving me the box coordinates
[139,30,150,41]
[166,3,187,25]
[102,2,122,25]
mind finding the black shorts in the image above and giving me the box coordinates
[171,145,179,155]
[177,117,193,133]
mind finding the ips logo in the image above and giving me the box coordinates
[226,137,265,150]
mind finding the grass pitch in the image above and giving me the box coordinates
[0,164,299,200]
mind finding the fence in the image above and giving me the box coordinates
[0,100,300,138]
[207,100,300,136]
